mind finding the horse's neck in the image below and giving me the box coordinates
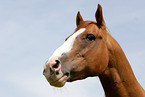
[99,33,145,97]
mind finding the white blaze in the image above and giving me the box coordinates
[49,28,86,59]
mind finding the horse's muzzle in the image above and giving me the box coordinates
[43,59,70,87]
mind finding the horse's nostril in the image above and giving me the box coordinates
[52,60,60,69]
[56,71,59,75]
[64,72,70,77]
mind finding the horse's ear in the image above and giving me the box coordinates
[95,4,106,28]
[76,11,84,26]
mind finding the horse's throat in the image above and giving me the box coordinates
[99,67,129,97]
[99,33,144,97]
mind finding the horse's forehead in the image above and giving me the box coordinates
[81,24,99,35]
[49,28,86,60]
[83,23,98,31]
[71,28,86,38]
[76,21,97,30]
[71,25,97,38]
[87,24,97,30]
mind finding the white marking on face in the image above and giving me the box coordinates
[49,28,86,60]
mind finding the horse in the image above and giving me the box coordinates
[43,4,145,97]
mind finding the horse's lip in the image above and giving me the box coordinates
[49,73,70,87]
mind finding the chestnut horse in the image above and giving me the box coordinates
[43,4,145,97]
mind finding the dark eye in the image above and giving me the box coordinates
[86,34,96,41]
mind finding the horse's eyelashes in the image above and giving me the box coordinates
[86,34,96,41]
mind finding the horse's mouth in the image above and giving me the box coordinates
[49,72,70,87]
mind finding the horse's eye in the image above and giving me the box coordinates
[86,34,96,41]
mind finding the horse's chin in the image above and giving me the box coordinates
[48,74,69,87]
[46,71,70,87]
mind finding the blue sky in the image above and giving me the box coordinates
[0,0,145,97]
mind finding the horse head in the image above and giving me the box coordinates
[43,4,109,87]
